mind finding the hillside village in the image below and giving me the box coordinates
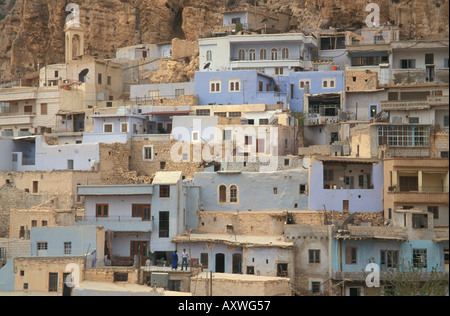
[0,5,448,296]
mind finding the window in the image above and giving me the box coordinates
[230,185,238,203]
[277,263,288,277]
[369,105,378,118]
[41,103,48,115]
[37,242,48,251]
[67,159,74,170]
[323,79,335,89]
[412,214,428,229]
[54,71,59,78]
[259,119,269,125]
[299,80,310,90]
[219,185,227,203]
[413,249,427,269]
[196,109,211,116]
[159,212,170,238]
[249,49,256,61]
[148,90,160,99]
[309,250,321,263]
[121,123,128,133]
[228,112,241,118]
[440,151,449,158]
[132,204,151,221]
[209,80,221,93]
[281,48,289,59]
[31,220,37,228]
[206,50,212,62]
[245,136,252,145]
[175,89,185,98]
[443,115,449,127]
[143,146,153,161]
[114,273,128,282]
[400,59,416,69]
[273,187,278,195]
[323,169,334,181]
[64,242,72,255]
[275,67,284,75]
[260,48,267,60]
[238,49,246,60]
[103,123,113,133]
[271,48,278,60]
[311,282,322,295]
[444,58,449,68]
[98,73,102,85]
[159,185,170,198]
[380,250,399,270]
[33,181,39,194]
[24,105,33,114]
[107,76,112,85]
[192,131,200,142]
[229,79,241,92]
[425,54,434,65]
[377,126,430,147]
[300,184,307,195]
[345,247,358,265]
[96,204,109,218]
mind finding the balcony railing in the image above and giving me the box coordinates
[381,96,449,111]
[76,216,151,222]
[388,186,449,193]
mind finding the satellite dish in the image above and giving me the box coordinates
[204,62,211,70]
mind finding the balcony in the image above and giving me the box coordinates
[0,112,36,126]
[387,186,449,204]
[0,88,37,102]
[75,216,153,233]
[304,114,339,126]
[381,100,431,111]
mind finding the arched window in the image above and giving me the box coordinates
[282,47,289,59]
[249,49,256,61]
[230,185,238,203]
[260,48,267,60]
[206,50,212,62]
[271,48,278,60]
[238,49,246,60]
[219,185,227,203]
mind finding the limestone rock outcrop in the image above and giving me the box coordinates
[0,0,448,82]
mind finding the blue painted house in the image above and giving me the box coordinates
[194,70,287,107]
[308,157,384,213]
[331,209,449,296]
[288,70,345,113]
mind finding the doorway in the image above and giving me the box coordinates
[62,273,72,296]
[130,241,149,266]
[343,200,349,212]
[49,273,58,292]
[232,253,242,274]
[215,253,225,273]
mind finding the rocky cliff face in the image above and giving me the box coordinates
[0,0,448,82]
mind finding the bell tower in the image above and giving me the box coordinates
[64,24,85,63]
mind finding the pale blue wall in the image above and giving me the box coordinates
[30,226,99,257]
[194,70,282,106]
[308,160,383,212]
[189,169,309,213]
[288,70,345,112]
